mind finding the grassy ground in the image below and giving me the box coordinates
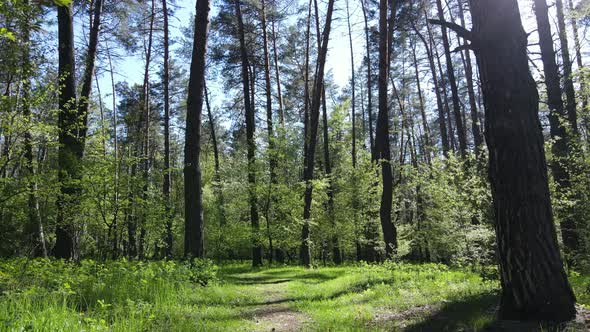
[0,259,589,331]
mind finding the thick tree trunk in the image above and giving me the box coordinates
[466,0,576,321]
[301,0,335,267]
[375,0,397,258]
[162,0,173,259]
[184,0,211,258]
[235,0,263,267]
[435,0,467,157]
[55,4,79,260]
[533,0,579,265]
[555,0,579,134]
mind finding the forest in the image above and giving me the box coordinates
[1,0,590,330]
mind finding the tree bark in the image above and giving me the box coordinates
[360,0,375,157]
[22,1,47,258]
[162,0,173,259]
[235,0,263,267]
[533,0,579,265]
[261,0,276,264]
[456,0,483,150]
[375,0,397,258]
[435,0,466,157]
[555,0,579,134]
[314,0,340,265]
[411,38,431,163]
[55,3,79,260]
[106,40,119,259]
[78,0,103,139]
[467,0,576,321]
[413,16,449,156]
[270,0,285,128]
[567,0,588,118]
[301,0,335,267]
[184,0,211,258]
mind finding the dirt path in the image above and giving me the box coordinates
[231,275,311,331]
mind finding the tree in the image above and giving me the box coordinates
[184,0,211,258]
[532,0,579,265]
[55,2,79,260]
[435,0,466,157]
[22,0,47,258]
[360,0,375,156]
[162,0,173,259]
[555,0,579,133]
[300,0,335,267]
[436,0,576,321]
[412,12,449,156]
[455,0,483,151]
[261,0,277,264]
[234,0,263,267]
[375,0,397,258]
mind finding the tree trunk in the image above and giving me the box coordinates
[411,38,431,163]
[235,0,263,267]
[313,0,340,265]
[533,0,579,265]
[184,0,211,258]
[55,3,78,260]
[205,83,226,227]
[106,40,119,259]
[360,0,375,157]
[567,0,588,118]
[270,0,285,128]
[261,0,276,264]
[375,0,397,258]
[466,0,577,321]
[78,0,103,138]
[301,0,335,267]
[456,0,483,151]
[555,0,579,134]
[346,0,357,170]
[162,0,173,259]
[435,0,466,157]
[22,2,47,258]
[413,16,449,156]
[137,0,155,260]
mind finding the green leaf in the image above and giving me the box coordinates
[53,0,73,6]
[0,28,15,42]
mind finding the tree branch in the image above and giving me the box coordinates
[428,19,473,41]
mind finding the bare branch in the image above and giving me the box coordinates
[428,19,473,41]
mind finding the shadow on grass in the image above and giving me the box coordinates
[402,292,498,332]
[247,276,395,306]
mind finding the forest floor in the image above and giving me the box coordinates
[1,260,589,331]
[214,264,590,331]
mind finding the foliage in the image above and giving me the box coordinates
[0,258,218,331]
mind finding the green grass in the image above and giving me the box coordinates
[0,259,588,331]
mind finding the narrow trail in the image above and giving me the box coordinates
[228,273,311,331]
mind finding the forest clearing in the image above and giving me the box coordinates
[2,0,590,329]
